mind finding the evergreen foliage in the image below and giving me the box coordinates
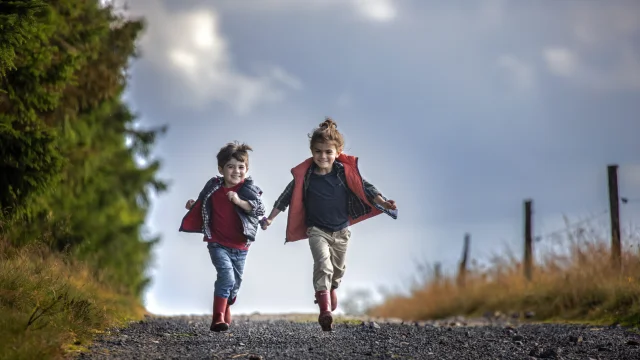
[0,0,166,299]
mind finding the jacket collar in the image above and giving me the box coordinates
[213,176,254,186]
[307,160,343,176]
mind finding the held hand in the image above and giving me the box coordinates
[226,191,240,204]
[260,217,272,230]
[185,199,195,210]
[381,199,397,210]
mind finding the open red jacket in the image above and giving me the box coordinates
[283,153,397,242]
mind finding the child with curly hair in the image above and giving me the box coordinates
[261,118,397,331]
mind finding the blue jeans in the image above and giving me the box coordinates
[207,242,248,299]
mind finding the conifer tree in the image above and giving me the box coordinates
[1,0,167,298]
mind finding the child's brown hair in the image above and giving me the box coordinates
[309,117,345,152]
[217,141,253,169]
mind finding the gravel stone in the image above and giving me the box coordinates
[76,315,640,359]
[568,335,583,344]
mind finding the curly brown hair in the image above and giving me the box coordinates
[308,117,345,152]
[216,141,253,169]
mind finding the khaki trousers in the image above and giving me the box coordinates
[307,226,351,292]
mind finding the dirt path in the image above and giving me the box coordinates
[76,314,640,359]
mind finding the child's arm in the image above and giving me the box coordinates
[363,179,397,210]
[185,177,216,210]
[246,196,266,218]
[261,208,281,229]
[261,180,294,229]
[227,192,266,218]
[232,198,254,213]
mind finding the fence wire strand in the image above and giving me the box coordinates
[534,209,609,242]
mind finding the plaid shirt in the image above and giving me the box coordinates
[273,161,397,221]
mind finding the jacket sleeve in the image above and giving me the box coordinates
[362,178,385,205]
[361,175,397,219]
[273,179,294,211]
[179,199,205,233]
[180,178,216,233]
[246,195,266,218]
[197,177,216,200]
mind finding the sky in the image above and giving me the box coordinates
[113,0,640,316]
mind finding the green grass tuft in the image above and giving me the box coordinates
[0,241,146,359]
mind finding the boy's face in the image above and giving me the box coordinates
[311,141,340,172]
[218,158,247,187]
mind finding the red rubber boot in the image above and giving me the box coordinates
[224,296,236,325]
[315,290,333,331]
[210,296,229,332]
[330,287,338,311]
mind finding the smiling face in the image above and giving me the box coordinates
[311,141,340,173]
[218,158,247,187]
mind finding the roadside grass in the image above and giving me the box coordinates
[0,240,146,359]
[367,224,640,328]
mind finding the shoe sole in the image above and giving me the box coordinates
[318,313,333,331]
[210,323,229,332]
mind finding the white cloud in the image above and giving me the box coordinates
[125,4,302,114]
[190,13,217,49]
[218,0,398,23]
[168,50,198,74]
[542,45,640,91]
[352,0,397,22]
[543,47,577,77]
[497,54,535,90]
[268,67,303,91]
[547,3,640,91]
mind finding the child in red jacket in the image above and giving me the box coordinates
[260,118,397,331]
[180,141,265,332]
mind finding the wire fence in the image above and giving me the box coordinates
[448,164,637,285]
[534,209,609,242]
[531,191,638,243]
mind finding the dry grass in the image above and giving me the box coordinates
[0,239,146,359]
[368,224,640,327]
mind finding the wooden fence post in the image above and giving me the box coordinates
[608,164,621,272]
[524,199,533,281]
[457,233,470,287]
[434,262,442,283]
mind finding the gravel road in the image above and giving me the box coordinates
[77,314,640,359]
